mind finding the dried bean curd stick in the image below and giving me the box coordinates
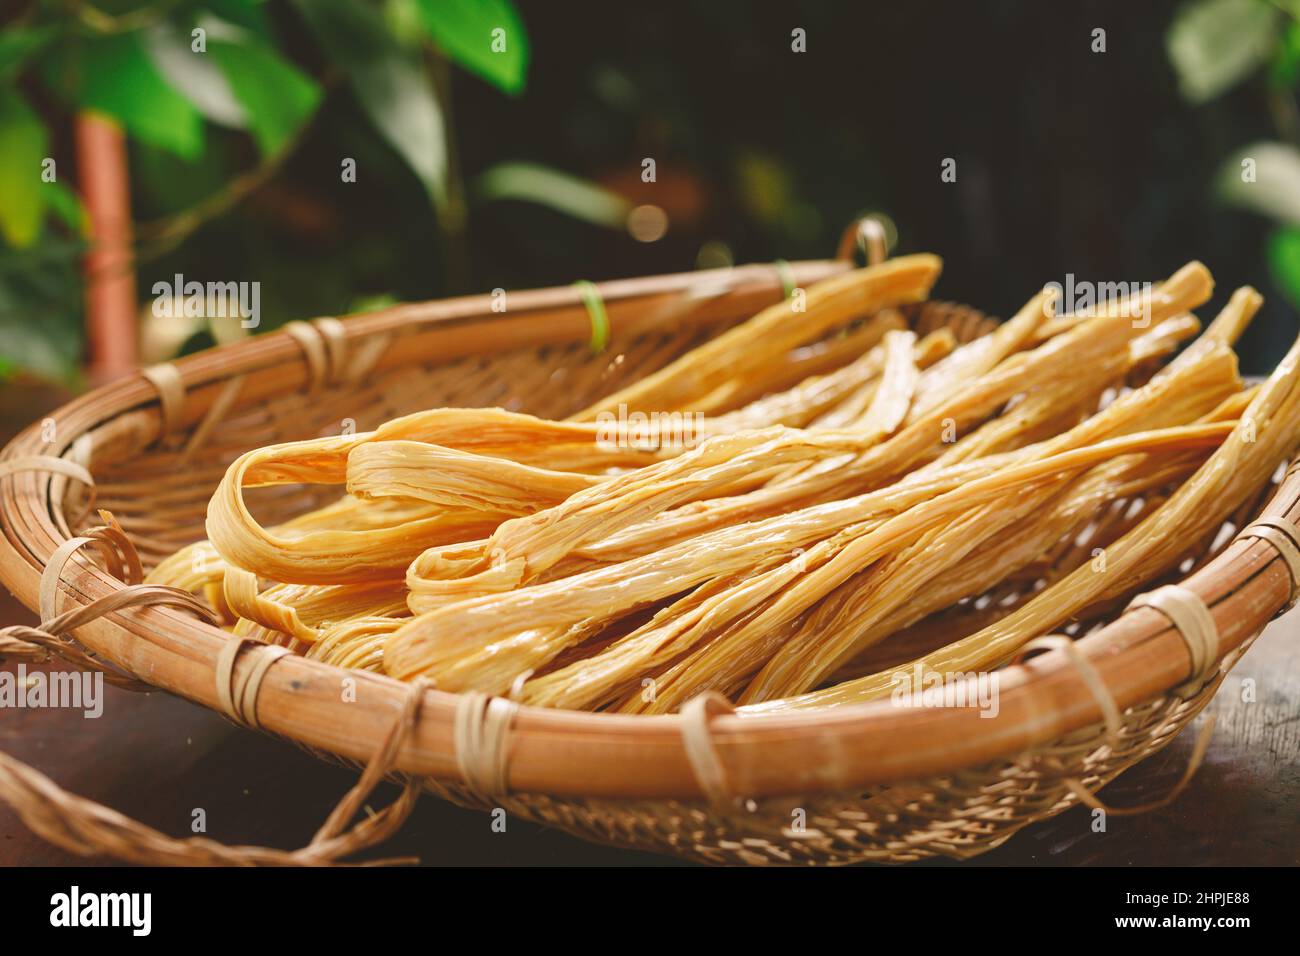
[569,256,944,420]
[384,422,1234,692]
[705,328,954,434]
[744,309,1299,715]
[526,343,1213,709]
[390,280,1232,691]
[689,309,908,415]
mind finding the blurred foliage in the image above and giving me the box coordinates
[474,161,630,228]
[1166,0,1278,103]
[0,0,528,382]
[1,0,1299,386]
[1170,0,1300,337]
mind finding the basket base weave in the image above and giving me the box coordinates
[292,642,1238,865]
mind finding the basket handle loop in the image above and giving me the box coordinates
[285,318,350,392]
[0,454,94,489]
[216,636,293,730]
[0,453,97,533]
[141,363,186,438]
[142,362,253,461]
[8,508,199,691]
[836,216,889,266]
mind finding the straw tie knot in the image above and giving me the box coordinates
[215,637,292,729]
[454,691,519,799]
[1126,584,1219,697]
[680,691,738,806]
[1240,515,1300,614]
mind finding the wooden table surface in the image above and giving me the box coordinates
[1,586,1296,867]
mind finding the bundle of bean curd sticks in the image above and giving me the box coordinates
[147,254,1300,715]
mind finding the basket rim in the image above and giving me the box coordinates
[1,258,1295,800]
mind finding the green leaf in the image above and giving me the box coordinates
[1216,141,1300,225]
[474,162,630,227]
[209,38,321,156]
[1167,0,1279,103]
[294,0,447,206]
[143,22,247,128]
[1269,226,1300,307]
[42,33,204,159]
[1269,19,1300,88]
[414,0,529,95]
[0,25,58,81]
[0,88,49,248]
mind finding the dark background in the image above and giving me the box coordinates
[300,0,1293,371]
[468,0,1289,372]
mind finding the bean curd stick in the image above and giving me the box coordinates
[202,408,687,586]
[384,422,1233,692]
[906,287,1057,421]
[576,273,1215,567]
[215,344,1015,589]
[347,442,603,514]
[823,452,1210,683]
[402,426,871,613]
[425,265,1209,605]
[738,451,1218,704]
[744,338,1299,715]
[710,348,1244,702]
[813,329,918,432]
[554,334,1234,707]
[624,362,1242,711]
[689,309,908,415]
[705,328,954,434]
[148,494,444,622]
[755,308,911,390]
[188,319,950,599]
[569,256,944,420]
[228,577,408,638]
[625,425,1229,713]
[526,295,1243,708]
[390,269,1222,686]
[306,616,406,671]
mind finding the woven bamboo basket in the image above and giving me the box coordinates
[1,227,1297,866]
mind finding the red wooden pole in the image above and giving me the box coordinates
[75,112,137,381]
